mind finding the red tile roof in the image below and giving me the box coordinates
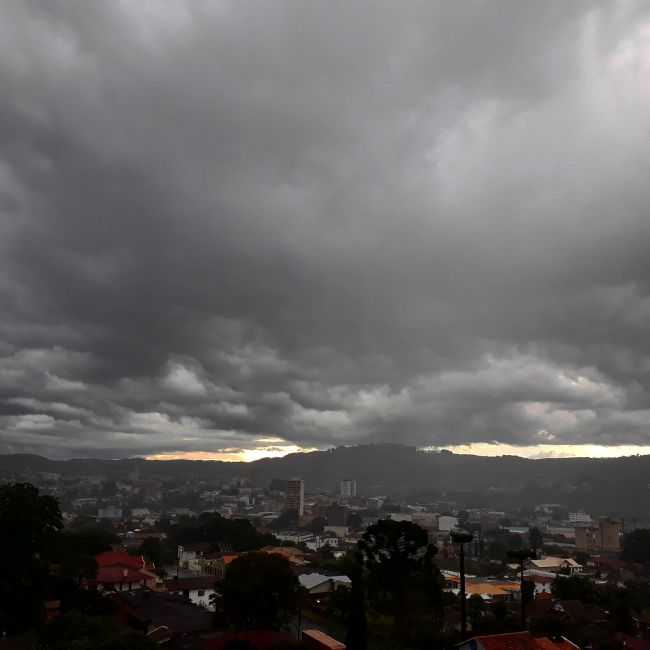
[203,631,293,649]
[302,629,346,649]
[475,632,541,650]
[95,566,151,584]
[535,638,578,650]
[468,632,578,650]
[96,551,145,570]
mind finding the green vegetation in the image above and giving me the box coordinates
[622,528,650,564]
[0,482,63,634]
[38,611,158,650]
[170,512,276,551]
[221,552,300,630]
[358,519,444,647]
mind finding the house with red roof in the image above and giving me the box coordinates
[456,631,579,650]
[202,631,295,649]
[91,551,158,592]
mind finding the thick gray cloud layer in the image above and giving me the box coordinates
[2,0,650,458]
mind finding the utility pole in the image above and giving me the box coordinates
[508,548,534,630]
[451,529,474,639]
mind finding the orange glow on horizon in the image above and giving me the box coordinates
[145,444,318,462]
[144,442,650,462]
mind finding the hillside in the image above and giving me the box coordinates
[1,445,648,517]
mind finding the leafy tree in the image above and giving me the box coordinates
[347,513,363,531]
[222,552,299,630]
[306,516,326,534]
[38,611,158,649]
[138,537,165,567]
[171,513,276,551]
[358,519,441,643]
[345,556,367,650]
[53,527,118,585]
[0,482,62,634]
[551,575,598,603]
[622,529,650,564]
[528,527,544,555]
[468,594,486,632]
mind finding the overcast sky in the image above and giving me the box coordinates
[2,1,650,460]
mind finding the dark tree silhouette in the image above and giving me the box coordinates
[358,519,440,643]
[529,527,544,555]
[551,574,598,603]
[39,610,159,649]
[222,552,299,630]
[171,512,275,551]
[345,555,368,650]
[0,482,62,634]
[53,527,117,585]
[622,529,650,564]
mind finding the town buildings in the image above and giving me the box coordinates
[92,551,158,592]
[339,479,357,498]
[286,478,305,516]
[575,517,623,553]
[164,576,218,610]
[527,557,583,575]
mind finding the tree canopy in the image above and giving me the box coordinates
[622,529,650,564]
[551,575,598,603]
[170,512,276,552]
[0,482,63,634]
[358,519,442,645]
[39,611,159,650]
[222,552,300,630]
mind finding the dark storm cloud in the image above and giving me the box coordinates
[2,0,650,458]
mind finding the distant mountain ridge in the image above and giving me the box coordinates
[1,444,648,517]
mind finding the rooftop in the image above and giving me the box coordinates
[461,632,578,650]
[298,572,351,591]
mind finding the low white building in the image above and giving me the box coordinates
[130,508,152,519]
[305,536,340,552]
[528,557,582,575]
[437,515,459,532]
[523,569,555,596]
[274,531,315,544]
[164,576,218,611]
[298,573,352,595]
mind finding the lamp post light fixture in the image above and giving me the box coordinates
[451,528,474,639]
[507,548,535,630]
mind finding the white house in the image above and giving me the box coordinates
[524,570,555,596]
[528,557,582,575]
[437,515,459,532]
[274,531,315,544]
[298,573,352,595]
[164,576,218,611]
[305,536,340,552]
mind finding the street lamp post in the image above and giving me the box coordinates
[451,529,474,639]
[507,548,534,630]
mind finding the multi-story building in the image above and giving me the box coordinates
[575,517,623,553]
[286,478,304,516]
[340,479,357,498]
[600,518,624,552]
[97,505,123,521]
[568,511,592,524]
